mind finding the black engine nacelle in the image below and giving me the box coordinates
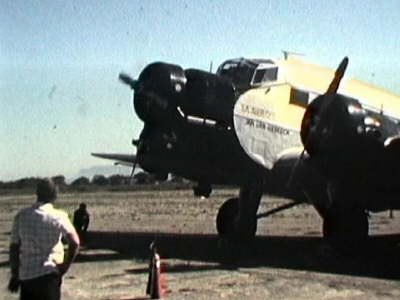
[300,93,400,182]
[134,62,186,123]
[180,69,236,124]
[134,62,236,126]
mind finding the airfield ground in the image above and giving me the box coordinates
[1,188,399,299]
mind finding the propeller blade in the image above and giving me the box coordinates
[129,139,144,184]
[286,149,307,189]
[326,56,349,96]
[119,73,138,90]
[302,57,350,140]
[319,57,349,114]
[132,139,140,147]
[290,57,349,187]
[129,160,137,184]
[91,153,136,164]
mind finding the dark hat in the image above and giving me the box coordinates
[36,178,58,202]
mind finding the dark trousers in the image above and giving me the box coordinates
[20,273,61,300]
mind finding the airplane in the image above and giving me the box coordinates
[93,54,400,244]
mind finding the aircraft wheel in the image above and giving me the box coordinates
[322,209,369,242]
[193,183,212,198]
[216,198,239,238]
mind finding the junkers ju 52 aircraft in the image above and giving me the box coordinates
[93,54,400,243]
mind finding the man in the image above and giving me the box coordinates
[73,202,90,237]
[8,178,80,300]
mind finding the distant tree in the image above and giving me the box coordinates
[133,172,152,184]
[109,174,129,186]
[52,175,66,186]
[71,176,90,186]
[16,177,40,189]
[92,174,109,186]
[0,180,17,189]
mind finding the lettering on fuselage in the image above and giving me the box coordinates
[266,124,290,135]
[245,118,290,135]
[240,104,275,120]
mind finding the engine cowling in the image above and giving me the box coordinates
[181,69,236,124]
[134,62,186,124]
[300,94,368,156]
[133,62,236,126]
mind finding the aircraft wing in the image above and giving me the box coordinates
[91,153,137,166]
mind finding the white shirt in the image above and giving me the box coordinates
[10,202,76,280]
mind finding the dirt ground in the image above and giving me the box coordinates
[1,188,400,299]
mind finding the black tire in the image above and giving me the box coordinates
[193,183,212,198]
[216,198,239,237]
[322,210,369,240]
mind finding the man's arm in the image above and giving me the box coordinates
[9,243,20,278]
[83,214,90,232]
[8,243,21,293]
[58,230,80,276]
[9,215,20,279]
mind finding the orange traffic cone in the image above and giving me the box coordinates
[146,244,165,299]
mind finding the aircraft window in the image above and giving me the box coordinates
[218,60,257,89]
[218,63,239,76]
[290,88,309,107]
[236,64,255,84]
[253,69,266,84]
[264,67,278,81]
[252,67,278,85]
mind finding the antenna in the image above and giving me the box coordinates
[282,50,305,60]
[209,61,213,73]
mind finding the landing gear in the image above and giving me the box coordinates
[320,183,369,248]
[216,197,239,237]
[216,183,262,241]
[193,182,212,198]
[322,208,369,241]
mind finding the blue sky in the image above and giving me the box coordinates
[1,0,400,181]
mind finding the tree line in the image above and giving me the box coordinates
[0,172,187,192]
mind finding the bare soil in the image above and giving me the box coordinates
[1,188,399,299]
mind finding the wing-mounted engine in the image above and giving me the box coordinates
[302,95,382,155]
[300,58,400,188]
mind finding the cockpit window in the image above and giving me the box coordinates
[217,58,278,91]
[217,60,257,88]
[252,66,278,85]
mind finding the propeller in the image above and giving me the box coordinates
[118,72,145,184]
[128,133,146,184]
[119,73,138,90]
[300,56,349,154]
[286,57,349,189]
[119,63,185,183]
[120,63,183,124]
[129,144,139,184]
[315,57,349,119]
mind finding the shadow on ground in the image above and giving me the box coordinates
[79,231,400,280]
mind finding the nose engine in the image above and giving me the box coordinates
[134,62,186,124]
[133,62,236,126]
